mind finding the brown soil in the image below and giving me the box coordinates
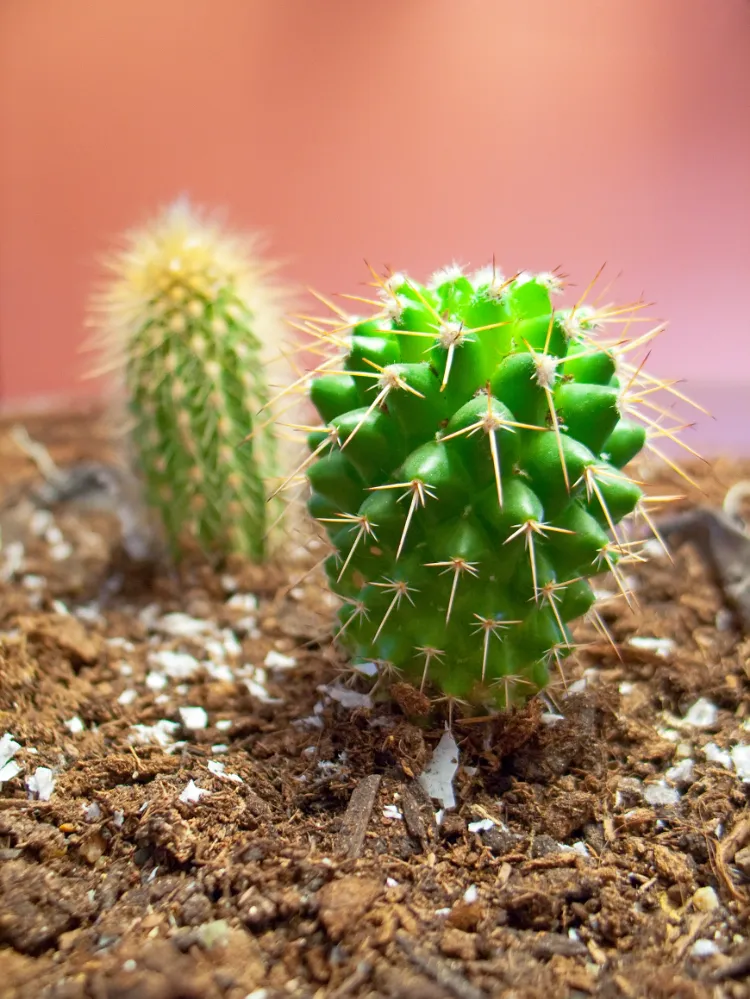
[1,410,749,999]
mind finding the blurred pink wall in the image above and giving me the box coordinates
[1,0,749,450]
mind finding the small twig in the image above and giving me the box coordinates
[396,933,486,999]
[0,798,55,811]
[9,424,63,483]
[328,960,374,998]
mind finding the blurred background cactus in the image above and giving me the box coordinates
[85,198,288,563]
[288,262,702,713]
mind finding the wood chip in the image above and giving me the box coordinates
[403,778,438,843]
[337,774,381,859]
[401,784,429,850]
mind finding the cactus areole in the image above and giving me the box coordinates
[300,264,689,711]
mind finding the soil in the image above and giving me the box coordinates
[1,408,749,999]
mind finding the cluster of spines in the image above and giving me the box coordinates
[269,261,705,712]
[86,200,285,562]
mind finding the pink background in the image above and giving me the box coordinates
[1,0,749,452]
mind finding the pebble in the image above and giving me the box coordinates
[593,587,616,600]
[319,683,372,710]
[157,612,213,637]
[468,819,495,833]
[730,743,750,780]
[179,780,211,804]
[644,781,680,806]
[659,728,681,743]
[350,661,379,677]
[147,649,200,679]
[179,706,209,730]
[566,678,587,695]
[50,542,73,561]
[30,509,54,536]
[463,884,478,903]
[219,630,242,656]
[642,538,668,559]
[129,720,180,748]
[682,698,719,729]
[108,638,135,651]
[691,939,720,958]
[0,540,24,579]
[628,635,675,657]
[704,743,732,769]
[245,669,280,704]
[0,733,22,772]
[692,886,719,912]
[227,592,258,613]
[540,711,565,725]
[264,649,297,669]
[293,715,324,730]
[204,661,234,683]
[26,766,55,801]
[75,604,103,625]
[665,758,695,787]
[0,758,22,784]
[207,760,242,783]
[196,920,230,950]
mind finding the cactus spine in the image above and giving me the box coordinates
[287,262,700,712]
[86,199,286,562]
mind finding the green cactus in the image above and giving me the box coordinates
[290,262,698,712]
[86,199,287,562]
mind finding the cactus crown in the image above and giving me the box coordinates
[86,199,287,562]
[286,262,699,712]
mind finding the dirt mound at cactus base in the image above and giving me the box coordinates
[1,408,749,999]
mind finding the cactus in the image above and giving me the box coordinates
[286,262,701,713]
[85,199,287,562]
